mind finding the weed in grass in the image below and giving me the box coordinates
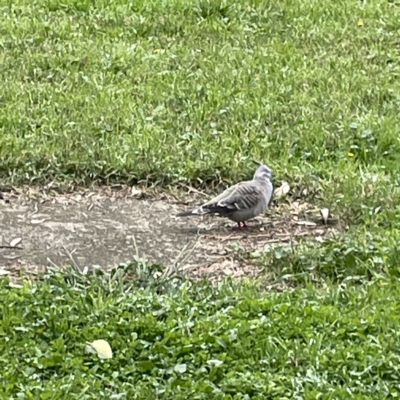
[1,268,400,399]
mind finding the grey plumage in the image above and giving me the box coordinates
[176,162,273,229]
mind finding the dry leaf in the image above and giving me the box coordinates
[296,221,317,227]
[31,219,47,224]
[274,181,290,199]
[292,201,300,211]
[0,269,11,276]
[320,208,330,225]
[207,359,223,367]
[131,187,142,198]
[9,282,23,289]
[9,238,22,247]
[86,339,113,359]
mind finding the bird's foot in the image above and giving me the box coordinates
[232,222,248,231]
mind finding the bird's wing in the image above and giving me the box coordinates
[201,184,239,207]
[176,185,239,216]
[202,180,263,214]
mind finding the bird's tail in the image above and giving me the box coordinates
[176,206,207,217]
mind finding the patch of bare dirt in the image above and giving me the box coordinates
[0,186,339,280]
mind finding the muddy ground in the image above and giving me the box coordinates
[0,185,338,280]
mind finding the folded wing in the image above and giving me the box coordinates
[201,181,263,215]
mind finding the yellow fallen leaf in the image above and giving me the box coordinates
[274,181,290,199]
[358,19,364,26]
[86,339,113,359]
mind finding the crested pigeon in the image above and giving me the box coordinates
[176,161,273,229]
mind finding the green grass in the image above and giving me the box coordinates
[1,267,400,399]
[2,0,400,398]
[1,0,400,224]
[2,0,400,221]
[1,0,400,189]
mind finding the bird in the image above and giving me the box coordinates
[176,161,273,230]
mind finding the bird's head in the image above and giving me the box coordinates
[252,161,273,182]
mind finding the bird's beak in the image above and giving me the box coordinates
[252,160,262,166]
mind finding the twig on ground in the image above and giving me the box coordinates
[164,237,201,277]
[177,182,208,197]
[131,234,140,262]
[62,245,81,272]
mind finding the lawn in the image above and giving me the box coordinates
[1,268,400,399]
[1,0,400,398]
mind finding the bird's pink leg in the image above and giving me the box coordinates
[232,222,248,231]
